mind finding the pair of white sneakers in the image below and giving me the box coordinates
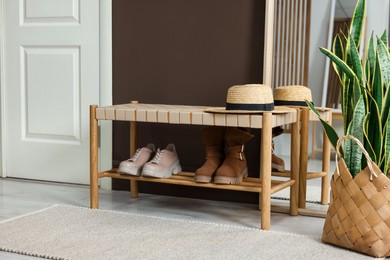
[118,143,182,178]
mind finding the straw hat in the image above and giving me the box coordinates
[205,84,290,114]
[274,85,313,107]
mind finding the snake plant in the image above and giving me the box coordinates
[307,0,390,177]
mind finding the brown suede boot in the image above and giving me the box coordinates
[214,127,253,184]
[194,126,226,183]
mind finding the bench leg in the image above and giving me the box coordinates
[290,108,300,216]
[130,120,139,198]
[90,105,99,208]
[261,113,272,230]
[299,108,309,209]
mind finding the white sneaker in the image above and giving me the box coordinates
[118,143,156,176]
[141,144,182,178]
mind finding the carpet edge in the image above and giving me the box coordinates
[0,246,67,260]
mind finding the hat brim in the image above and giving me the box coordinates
[204,106,294,114]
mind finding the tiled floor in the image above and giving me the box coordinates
[0,158,334,259]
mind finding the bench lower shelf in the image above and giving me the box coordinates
[99,169,295,194]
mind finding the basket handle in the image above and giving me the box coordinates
[335,135,377,180]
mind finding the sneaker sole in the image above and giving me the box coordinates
[118,167,142,176]
[213,168,248,184]
[142,161,182,178]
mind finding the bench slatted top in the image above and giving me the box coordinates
[95,103,298,129]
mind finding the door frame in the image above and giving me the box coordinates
[0,0,113,189]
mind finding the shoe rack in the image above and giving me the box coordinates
[89,103,300,230]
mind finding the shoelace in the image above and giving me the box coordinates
[150,149,163,164]
[128,148,142,162]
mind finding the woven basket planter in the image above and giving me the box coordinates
[322,136,390,257]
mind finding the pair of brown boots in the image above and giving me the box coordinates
[194,127,253,185]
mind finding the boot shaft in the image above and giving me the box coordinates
[224,127,253,147]
[200,126,225,146]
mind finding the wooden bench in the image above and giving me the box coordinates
[89,103,299,230]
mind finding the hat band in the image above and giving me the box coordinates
[226,102,274,111]
[274,100,311,106]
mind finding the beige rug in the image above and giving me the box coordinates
[0,205,373,260]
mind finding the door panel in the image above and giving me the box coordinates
[4,0,99,184]
[24,0,79,22]
[22,46,80,143]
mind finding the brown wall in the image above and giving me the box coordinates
[112,0,266,204]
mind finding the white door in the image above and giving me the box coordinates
[3,0,100,184]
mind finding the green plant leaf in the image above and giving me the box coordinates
[363,114,376,167]
[365,59,371,92]
[372,51,383,109]
[380,30,388,47]
[349,0,366,48]
[345,96,365,176]
[377,37,390,86]
[366,93,383,164]
[319,47,357,79]
[341,78,350,133]
[366,32,375,88]
[349,37,364,94]
[306,101,341,154]
[384,114,390,175]
[332,35,345,79]
[333,35,345,59]
[345,79,356,133]
[340,30,348,42]
[382,85,390,126]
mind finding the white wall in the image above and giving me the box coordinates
[365,0,389,43]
